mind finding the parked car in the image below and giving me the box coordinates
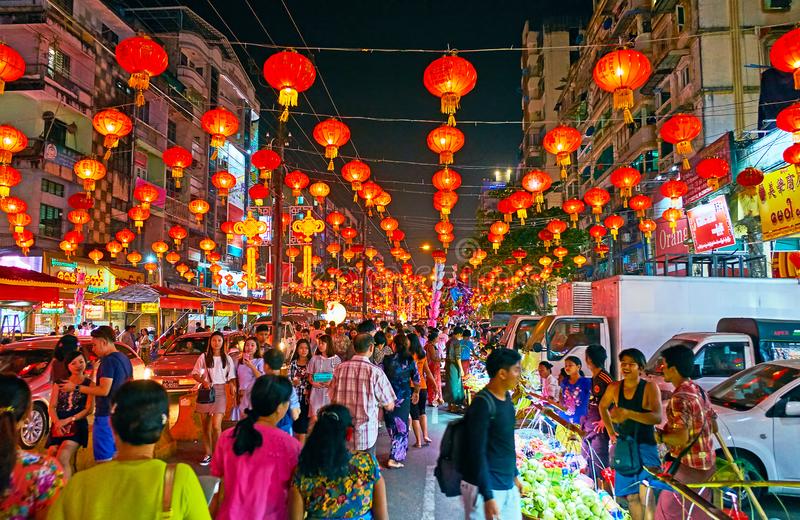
[0,336,145,448]
[709,360,800,497]
[146,331,245,393]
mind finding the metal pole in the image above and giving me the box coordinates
[271,120,286,350]
[361,210,368,318]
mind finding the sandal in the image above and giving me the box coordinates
[386,460,404,469]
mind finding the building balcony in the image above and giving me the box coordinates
[526,76,544,99]
[6,62,93,115]
[526,53,543,77]
[641,49,689,96]
[616,124,657,162]
[177,65,206,96]
[0,1,47,24]
[135,121,167,151]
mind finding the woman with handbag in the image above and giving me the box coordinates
[192,331,236,466]
[46,350,94,479]
[599,348,662,520]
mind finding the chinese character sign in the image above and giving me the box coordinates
[758,166,800,241]
[686,196,736,253]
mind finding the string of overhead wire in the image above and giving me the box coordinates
[144,21,796,54]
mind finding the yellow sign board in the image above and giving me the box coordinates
[141,302,159,314]
[215,310,234,317]
[109,300,127,313]
[84,304,104,320]
[758,166,800,241]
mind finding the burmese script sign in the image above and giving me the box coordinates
[758,166,800,241]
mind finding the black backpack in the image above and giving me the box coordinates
[434,390,496,497]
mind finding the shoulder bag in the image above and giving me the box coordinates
[196,357,216,404]
[611,383,642,476]
[161,463,177,519]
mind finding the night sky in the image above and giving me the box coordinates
[129,0,591,267]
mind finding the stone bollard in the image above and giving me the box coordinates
[170,393,202,441]
[155,421,177,459]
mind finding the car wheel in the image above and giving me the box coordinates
[720,449,767,509]
[19,402,48,449]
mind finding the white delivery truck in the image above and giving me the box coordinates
[522,275,798,378]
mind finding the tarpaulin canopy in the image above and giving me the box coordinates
[94,284,209,310]
[0,265,78,303]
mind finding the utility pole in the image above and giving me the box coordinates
[271,120,287,350]
[361,209,368,318]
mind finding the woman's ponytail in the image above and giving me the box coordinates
[232,375,292,456]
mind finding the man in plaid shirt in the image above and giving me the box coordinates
[655,345,717,520]
[329,333,396,456]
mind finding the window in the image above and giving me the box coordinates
[710,364,800,411]
[47,47,70,78]
[656,85,671,109]
[44,119,68,147]
[101,24,119,45]
[167,121,177,144]
[41,178,65,197]
[762,0,791,12]
[694,342,747,378]
[545,318,604,360]
[675,4,686,32]
[39,204,63,238]
[139,102,150,125]
[210,67,219,105]
[679,67,690,90]
[180,52,189,67]
[514,319,541,350]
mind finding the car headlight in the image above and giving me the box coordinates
[143,367,152,380]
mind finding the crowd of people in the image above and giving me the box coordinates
[0,315,720,520]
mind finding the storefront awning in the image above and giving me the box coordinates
[0,265,78,303]
[94,284,210,311]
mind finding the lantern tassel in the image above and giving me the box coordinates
[210,148,218,161]
[682,157,691,170]
[447,114,456,127]
[328,158,334,171]
[0,79,4,95]
[103,149,111,161]
[795,69,800,90]
[135,90,145,107]
[623,108,634,125]
[560,166,567,180]
[279,106,289,122]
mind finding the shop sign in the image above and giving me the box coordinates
[109,300,127,313]
[758,166,800,241]
[684,133,732,205]
[84,304,104,320]
[686,196,736,253]
[215,310,234,317]
[41,301,65,314]
[772,251,800,278]
[47,258,113,294]
[141,302,159,314]
[654,217,690,258]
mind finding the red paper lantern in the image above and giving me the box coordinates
[151,240,169,258]
[573,255,587,268]
[93,109,132,160]
[133,183,159,209]
[67,209,90,232]
[0,165,21,197]
[188,199,210,222]
[659,114,701,169]
[327,243,342,258]
[769,27,800,89]
[73,158,107,195]
[341,226,358,244]
[115,36,168,106]
[211,170,236,199]
[537,229,554,250]
[497,197,514,223]
[249,183,269,206]
[380,217,399,236]
[784,143,800,173]
[220,221,236,242]
[593,49,652,123]
[168,225,187,247]
[776,103,800,142]
[7,212,30,233]
[64,230,84,244]
[435,221,454,236]
[127,205,150,233]
[60,240,78,258]
[736,167,764,196]
[0,196,26,215]
[0,125,28,164]
[629,194,652,219]
[423,54,477,126]
[68,193,93,210]
[487,233,503,252]
[432,168,462,191]
[489,221,509,236]
[284,170,310,198]
[341,159,371,201]
[199,238,217,256]
[390,229,405,247]
[639,218,657,241]
[162,146,192,188]
[126,251,143,267]
[374,191,392,214]
[546,219,568,243]
[695,157,730,191]
[427,125,464,165]
[105,240,123,258]
[512,248,527,263]
[434,190,459,221]
[589,224,607,245]
[660,179,688,208]
[313,118,350,170]
[662,207,683,233]
[604,215,626,240]
[326,211,346,232]
[543,126,582,179]
[521,170,553,211]
[508,190,533,224]
[0,43,25,94]
[262,50,316,122]
[610,167,641,207]
[358,181,383,214]
[562,198,585,227]
[116,228,136,250]
[553,246,568,262]
[594,244,610,258]
[251,149,281,182]
[309,181,330,204]
[201,107,239,159]
[583,187,611,222]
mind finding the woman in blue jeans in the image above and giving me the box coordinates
[600,348,662,520]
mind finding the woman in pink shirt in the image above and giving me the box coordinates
[210,375,302,519]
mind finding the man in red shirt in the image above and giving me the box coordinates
[655,344,717,520]
[329,333,396,457]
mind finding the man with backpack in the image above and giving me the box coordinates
[456,348,523,520]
